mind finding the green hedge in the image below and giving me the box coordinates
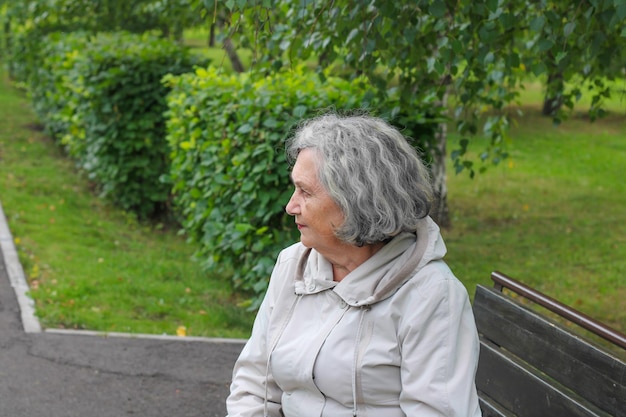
[29,32,86,141]
[164,66,373,306]
[3,1,91,83]
[6,22,67,84]
[1,0,194,81]
[31,31,207,218]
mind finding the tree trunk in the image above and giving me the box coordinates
[224,38,245,73]
[430,120,450,228]
[542,71,564,117]
[3,19,10,59]
[4,18,14,78]
[429,89,450,228]
[208,23,216,47]
[174,24,184,44]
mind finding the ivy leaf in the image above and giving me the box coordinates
[618,4,626,21]
[429,0,447,18]
[235,223,254,233]
[237,123,253,133]
[554,51,567,64]
[345,28,359,45]
[536,39,554,52]
[563,22,576,38]
[486,0,499,14]
[293,105,307,118]
[530,16,545,32]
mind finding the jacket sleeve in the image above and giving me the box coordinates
[398,266,482,417]
[226,254,290,417]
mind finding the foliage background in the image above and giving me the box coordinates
[0,0,624,338]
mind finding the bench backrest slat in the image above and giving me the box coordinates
[473,285,625,416]
[477,339,608,417]
[478,395,512,417]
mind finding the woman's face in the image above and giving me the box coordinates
[285,148,345,254]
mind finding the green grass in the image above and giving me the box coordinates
[515,78,626,113]
[0,68,255,338]
[444,102,626,335]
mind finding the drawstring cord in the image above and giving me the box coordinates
[263,249,310,417]
[263,293,302,417]
[351,306,370,417]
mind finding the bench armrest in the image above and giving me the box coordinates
[491,271,626,349]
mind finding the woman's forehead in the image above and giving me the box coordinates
[291,149,322,184]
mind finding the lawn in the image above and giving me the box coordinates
[444,98,626,335]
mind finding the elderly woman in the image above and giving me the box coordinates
[226,114,481,417]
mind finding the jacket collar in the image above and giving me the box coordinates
[294,216,446,306]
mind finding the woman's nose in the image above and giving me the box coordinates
[285,193,298,216]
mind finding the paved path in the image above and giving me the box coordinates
[0,204,245,417]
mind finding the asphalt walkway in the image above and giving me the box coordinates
[0,202,246,417]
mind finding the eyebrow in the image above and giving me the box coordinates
[290,177,313,194]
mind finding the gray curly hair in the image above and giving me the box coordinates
[286,113,434,246]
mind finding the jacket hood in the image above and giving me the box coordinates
[294,216,446,306]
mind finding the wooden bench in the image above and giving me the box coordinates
[473,271,626,417]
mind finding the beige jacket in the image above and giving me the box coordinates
[227,217,481,417]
